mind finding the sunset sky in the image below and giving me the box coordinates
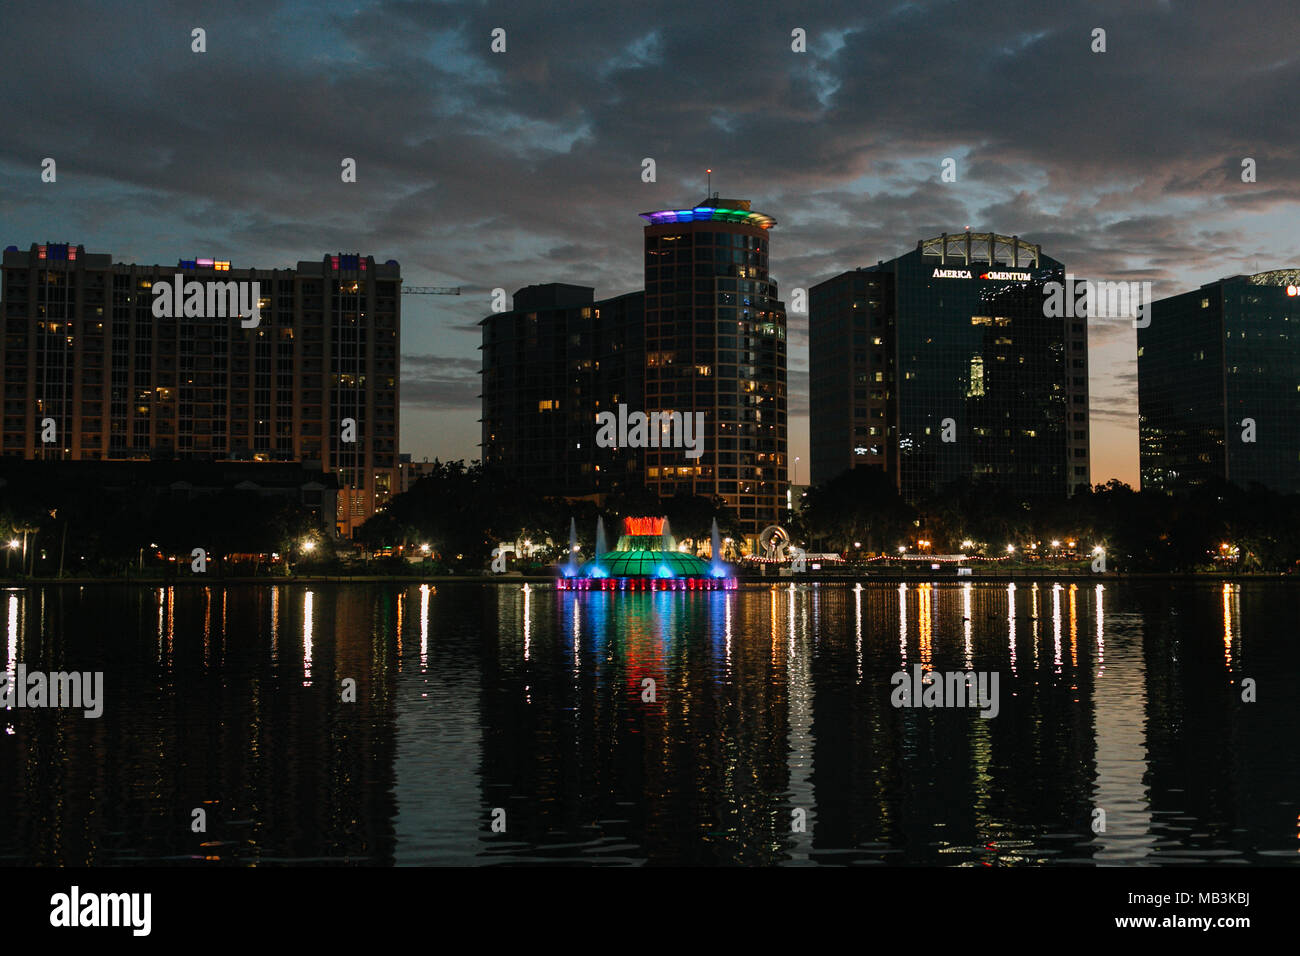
[6,0,1299,488]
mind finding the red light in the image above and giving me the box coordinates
[624,516,665,535]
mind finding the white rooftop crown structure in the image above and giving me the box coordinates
[918,232,1040,268]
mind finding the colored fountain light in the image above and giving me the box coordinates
[556,515,737,591]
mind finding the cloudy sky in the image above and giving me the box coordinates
[5,0,1298,487]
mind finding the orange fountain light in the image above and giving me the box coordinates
[623,516,665,535]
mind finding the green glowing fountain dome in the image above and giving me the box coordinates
[581,517,717,579]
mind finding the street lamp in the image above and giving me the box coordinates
[1006,544,1016,554]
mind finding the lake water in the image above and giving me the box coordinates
[0,580,1295,866]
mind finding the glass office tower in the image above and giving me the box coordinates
[811,232,1089,501]
[1140,269,1300,493]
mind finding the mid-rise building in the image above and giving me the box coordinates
[810,232,1089,500]
[479,283,644,498]
[0,243,400,536]
[1139,269,1300,493]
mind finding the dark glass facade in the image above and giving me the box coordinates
[1139,270,1300,493]
[642,197,788,538]
[811,233,1090,501]
[479,283,644,497]
[809,269,896,486]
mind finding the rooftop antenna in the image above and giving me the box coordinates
[707,168,712,201]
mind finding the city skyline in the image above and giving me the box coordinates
[6,1,1300,489]
[2,0,1299,899]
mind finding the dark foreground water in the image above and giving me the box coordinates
[0,580,1296,866]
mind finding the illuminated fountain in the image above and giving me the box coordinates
[556,516,737,591]
[563,517,580,577]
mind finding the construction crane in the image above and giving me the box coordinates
[402,286,461,295]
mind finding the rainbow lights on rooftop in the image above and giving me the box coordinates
[639,205,776,229]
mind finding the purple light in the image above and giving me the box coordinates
[639,206,776,229]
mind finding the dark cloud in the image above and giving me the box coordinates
[4,0,1296,478]
[401,354,480,410]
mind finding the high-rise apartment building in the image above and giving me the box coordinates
[640,197,788,538]
[810,232,1089,500]
[478,198,789,542]
[0,243,400,536]
[1139,269,1300,493]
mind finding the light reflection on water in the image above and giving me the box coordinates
[0,579,1295,866]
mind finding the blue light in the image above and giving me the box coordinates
[657,565,675,578]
